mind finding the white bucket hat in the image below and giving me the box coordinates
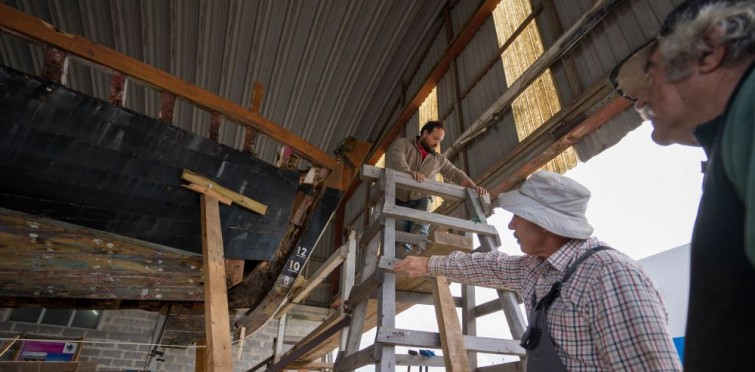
[497,171,593,239]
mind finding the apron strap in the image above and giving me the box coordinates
[521,246,612,350]
[531,246,612,311]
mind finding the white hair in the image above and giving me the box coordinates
[659,1,755,81]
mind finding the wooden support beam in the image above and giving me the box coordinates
[195,339,207,372]
[382,204,498,237]
[376,327,526,356]
[209,112,222,142]
[250,81,264,113]
[108,71,127,106]
[362,165,467,202]
[334,345,378,372]
[345,271,382,309]
[41,46,68,84]
[261,315,351,372]
[275,242,351,318]
[159,91,176,124]
[200,194,233,371]
[432,276,470,371]
[489,96,632,196]
[0,4,339,171]
[181,169,267,215]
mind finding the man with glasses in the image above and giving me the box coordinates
[610,0,755,370]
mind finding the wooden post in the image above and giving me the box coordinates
[195,339,207,372]
[159,92,176,124]
[200,194,233,371]
[108,71,128,106]
[209,112,222,142]
[41,47,68,84]
[432,276,470,371]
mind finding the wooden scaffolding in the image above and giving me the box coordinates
[261,165,529,371]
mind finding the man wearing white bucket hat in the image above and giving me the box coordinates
[395,171,681,371]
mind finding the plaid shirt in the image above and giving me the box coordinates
[428,237,682,371]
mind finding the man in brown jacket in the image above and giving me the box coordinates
[386,121,486,253]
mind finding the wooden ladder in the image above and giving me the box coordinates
[334,166,528,371]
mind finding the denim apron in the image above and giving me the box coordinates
[520,247,611,371]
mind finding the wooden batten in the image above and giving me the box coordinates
[181,169,267,215]
[432,276,470,371]
[40,46,68,84]
[159,92,176,124]
[199,195,233,371]
[108,71,128,106]
[209,112,222,142]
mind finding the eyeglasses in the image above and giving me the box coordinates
[609,40,658,101]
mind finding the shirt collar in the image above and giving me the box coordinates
[544,237,599,272]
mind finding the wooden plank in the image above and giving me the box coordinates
[262,315,351,372]
[182,183,233,205]
[334,345,378,372]
[182,169,267,215]
[274,316,286,363]
[290,242,350,305]
[377,215,397,372]
[342,229,381,357]
[362,165,467,202]
[383,204,498,237]
[199,195,233,371]
[0,208,203,301]
[225,259,244,288]
[476,361,525,372]
[345,271,382,309]
[0,4,339,171]
[432,276,470,371]
[376,327,526,355]
[462,283,478,368]
[195,339,207,372]
[338,231,358,350]
[282,313,346,360]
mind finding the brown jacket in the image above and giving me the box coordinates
[386,137,472,202]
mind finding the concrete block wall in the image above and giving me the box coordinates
[1,307,329,371]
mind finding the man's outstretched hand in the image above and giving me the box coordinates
[394,256,431,278]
